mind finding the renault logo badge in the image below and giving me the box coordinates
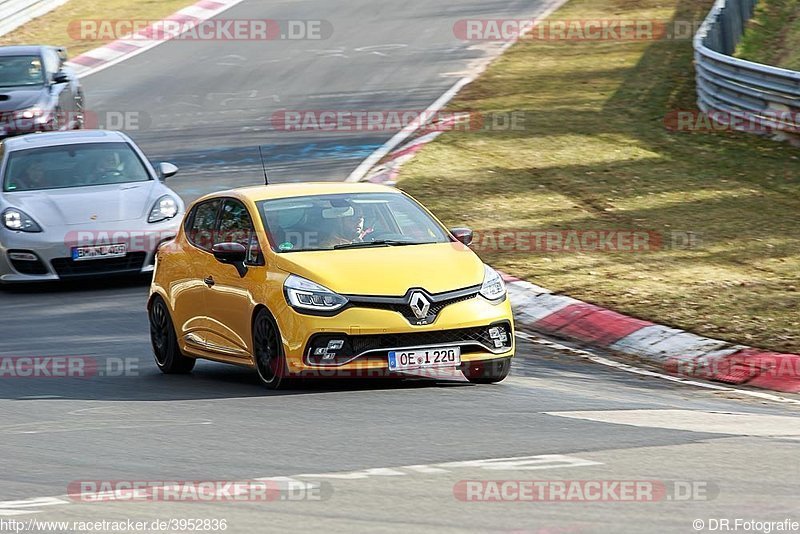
[409,292,431,320]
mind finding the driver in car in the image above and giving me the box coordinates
[91,152,121,183]
[320,209,374,248]
[13,161,48,190]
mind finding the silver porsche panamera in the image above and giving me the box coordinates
[0,130,184,282]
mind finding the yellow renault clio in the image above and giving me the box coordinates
[148,182,514,389]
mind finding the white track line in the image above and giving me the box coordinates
[345,0,569,182]
[515,331,800,406]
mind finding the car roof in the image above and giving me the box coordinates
[199,182,404,203]
[1,130,130,151]
[0,46,48,57]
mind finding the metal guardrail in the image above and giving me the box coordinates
[694,0,800,138]
[0,0,69,37]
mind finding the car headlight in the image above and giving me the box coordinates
[479,264,506,301]
[284,274,348,312]
[2,208,42,232]
[148,195,179,223]
[14,107,44,120]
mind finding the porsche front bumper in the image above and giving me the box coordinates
[0,219,180,283]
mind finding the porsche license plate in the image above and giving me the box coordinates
[72,244,127,261]
[388,347,461,371]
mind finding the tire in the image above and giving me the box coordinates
[253,308,295,390]
[464,358,511,384]
[149,295,196,374]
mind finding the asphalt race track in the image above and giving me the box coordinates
[1,1,799,533]
[83,0,546,199]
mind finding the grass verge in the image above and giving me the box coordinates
[0,0,197,58]
[736,0,800,70]
[400,0,800,353]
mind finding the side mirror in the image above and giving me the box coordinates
[52,71,69,84]
[450,227,473,246]
[158,162,179,179]
[212,242,248,277]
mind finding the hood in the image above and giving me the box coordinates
[5,181,159,227]
[274,242,485,296]
[0,87,46,113]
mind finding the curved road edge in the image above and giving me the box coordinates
[354,97,800,398]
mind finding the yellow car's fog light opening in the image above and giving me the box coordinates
[307,335,354,366]
[314,339,346,361]
[488,325,510,349]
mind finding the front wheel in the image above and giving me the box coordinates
[464,358,511,384]
[149,295,196,374]
[253,309,295,390]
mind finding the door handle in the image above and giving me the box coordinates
[204,276,215,287]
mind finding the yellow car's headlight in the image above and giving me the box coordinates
[479,264,506,302]
[284,274,348,313]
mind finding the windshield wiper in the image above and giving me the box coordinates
[333,240,436,250]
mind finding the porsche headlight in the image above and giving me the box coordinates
[479,264,506,302]
[2,208,42,232]
[148,195,179,223]
[284,274,348,312]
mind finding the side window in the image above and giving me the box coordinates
[217,199,263,265]
[187,199,221,252]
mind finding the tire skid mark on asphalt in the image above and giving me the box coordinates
[0,454,601,516]
[0,497,70,516]
[4,420,213,435]
[4,407,213,435]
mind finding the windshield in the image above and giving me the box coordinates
[257,192,450,252]
[0,55,45,87]
[3,142,152,192]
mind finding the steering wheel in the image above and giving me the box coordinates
[89,170,123,184]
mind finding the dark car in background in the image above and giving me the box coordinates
[0,46,85,139]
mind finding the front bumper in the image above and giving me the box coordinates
[275,293,515,376]
[0,117,57,140]
[0,219,180,283]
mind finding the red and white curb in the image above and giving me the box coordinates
[361,129,445,185]
[503,275,800,394]
[66,0,247,78]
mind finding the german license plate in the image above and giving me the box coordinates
[72,243,127,261]
[388,347,461,371]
